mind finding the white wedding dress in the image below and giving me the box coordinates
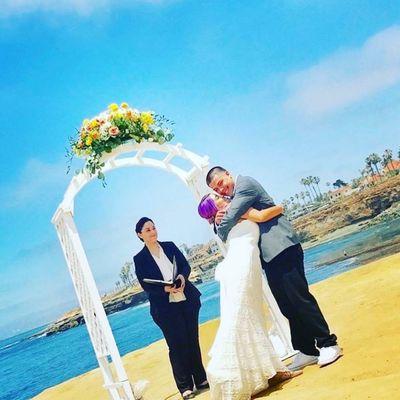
[207,220,286,400]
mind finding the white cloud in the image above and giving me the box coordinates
[285,25,400,117]
[1,158,69,208]
[0,0,171,18]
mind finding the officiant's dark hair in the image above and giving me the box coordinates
[206,166,227,186]
[135,217,154,242]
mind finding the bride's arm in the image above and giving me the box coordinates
[241,204,283,223]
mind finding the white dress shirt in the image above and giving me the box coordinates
[151,245,174,282]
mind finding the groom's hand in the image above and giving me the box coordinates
[215,210,226,225]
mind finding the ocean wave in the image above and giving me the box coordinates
[0,340,22,351]
[29,332,47,340]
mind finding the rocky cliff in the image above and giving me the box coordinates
[38,287,148,337]
[293,175,400,240]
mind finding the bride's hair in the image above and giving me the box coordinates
[198,194,218,221]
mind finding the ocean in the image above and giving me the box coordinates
[1,220,399,400]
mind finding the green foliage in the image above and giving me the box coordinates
[296,230,313,242]
[67,104,174,186]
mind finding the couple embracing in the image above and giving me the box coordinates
[198,167,342,399]
[133,167,341,400]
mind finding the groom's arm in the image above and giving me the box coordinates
[217,178,259,242]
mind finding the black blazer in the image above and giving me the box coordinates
[133,241,201,316]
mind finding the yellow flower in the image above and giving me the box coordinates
[120,102,129,109]
[126,110,138,121]
[91,130,100,140]
[89,119,99,129]
[82,118,90,127]
[142,123,149,133]
[140,112,154,126]
[108,103,119,112]
[113,112,123,119]
[85,136,93,146]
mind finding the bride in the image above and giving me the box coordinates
[198,194,301,399]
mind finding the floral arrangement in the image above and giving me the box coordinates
[67,102,174,185]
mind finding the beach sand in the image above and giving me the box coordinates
[34,253,400,400]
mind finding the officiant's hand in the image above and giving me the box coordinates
[164,285,181,294]
[215,210,226,225]
[176,274,186,292]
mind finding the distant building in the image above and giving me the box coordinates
[383,159,400,174]
[360,174,382,187]
[180,240,224,283]
[328,186,354,201]
[208,240,220,255]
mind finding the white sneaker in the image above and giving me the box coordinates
[288,352,318,371]
[317,345,343,367]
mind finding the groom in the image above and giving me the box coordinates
[207,166,342,370]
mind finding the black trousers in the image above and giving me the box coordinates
[152,298,207,393]
[262,244,337,356]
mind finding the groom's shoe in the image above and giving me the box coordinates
[196,381,210,391]
[288,352,318,371]
[318,345,343,367]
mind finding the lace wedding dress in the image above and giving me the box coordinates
[207,220,286,400]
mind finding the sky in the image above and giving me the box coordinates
[0,0,400,339]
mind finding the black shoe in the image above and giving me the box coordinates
[196,381,210,391]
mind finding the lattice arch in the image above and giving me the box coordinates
[52,141,294,400]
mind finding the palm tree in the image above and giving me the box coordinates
[300,191,307,206]
[364,165,375,186]
[361,166,373,177]
[295,193,300,205]
[365,153,381,176]
[300,178,313,201]
[307,176,319,199]
[365,157,374,175]
[282,199,290,210]
[313,176,322,197]
[381,149,395,171]
[119,262,134,287]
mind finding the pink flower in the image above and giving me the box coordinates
[109,126,120,137]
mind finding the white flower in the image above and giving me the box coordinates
[100,122,112,140]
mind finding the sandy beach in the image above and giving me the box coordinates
[34,253,400,400]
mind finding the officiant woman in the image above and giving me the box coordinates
[133,217,208,399]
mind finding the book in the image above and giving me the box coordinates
[143,278,177,287]
[143,256,182,287]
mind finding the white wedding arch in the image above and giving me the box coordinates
[52,141,295,400]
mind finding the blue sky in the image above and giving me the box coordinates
[1,0,399,339]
